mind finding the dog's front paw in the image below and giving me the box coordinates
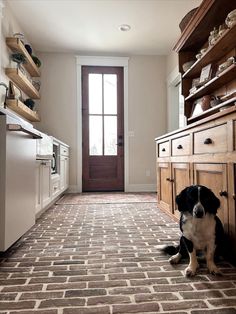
[208,264,222,276]
[169,253,181,264]
[184,265,198,277]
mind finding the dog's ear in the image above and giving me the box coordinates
[176,187,189,212]
[209,190,220,214]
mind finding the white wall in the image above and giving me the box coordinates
[128,56,167,190]
[37,53,167,192]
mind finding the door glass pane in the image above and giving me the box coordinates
[89,74,102,114]
[89,115,103,155]
[104,74,117,114]
[104,116,117,155]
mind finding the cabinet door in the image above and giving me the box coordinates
[60,157,66,191]
[193,163,228,231]
[41,161,52,208]
[172,163,191,219]
[157,162,172,213]
[65,157,69,189]
[35,160,42,214]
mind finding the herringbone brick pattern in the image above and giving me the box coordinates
[0,200,236,313]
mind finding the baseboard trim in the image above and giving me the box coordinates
[125,184,156,192]
[68,185,80,193]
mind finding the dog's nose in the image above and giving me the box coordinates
[193,203,205,218]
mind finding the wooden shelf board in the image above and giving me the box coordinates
[187,96,236,123]
[6,38,40,77]
[6,99,40,122]
[183,24,236,79]
[185,64,236,101]
[5,68,40,99]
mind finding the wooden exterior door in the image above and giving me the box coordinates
[82,66,124,191]
[193,163,228,231]
[172,163,191,219]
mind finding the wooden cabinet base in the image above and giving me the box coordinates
[156,108,236,263]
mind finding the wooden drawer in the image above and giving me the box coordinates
[158,141,170,157]
[60,145,69,156]
[171,135,190,156]
[193,124,227,154]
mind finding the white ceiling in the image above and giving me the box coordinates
[7,0,201,55]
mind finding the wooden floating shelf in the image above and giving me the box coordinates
[6,37,40,77]
[185,63,236,101]
[5,68,40,99]
[6,99,40,122]
[183,24,236,79]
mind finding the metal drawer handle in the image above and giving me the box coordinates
[219,190,228,197]
[7,124,42,139]
[162,148,166,152]
[177,144,183,149]
[204,138,212,144]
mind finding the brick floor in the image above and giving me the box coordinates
[0,199,236,313]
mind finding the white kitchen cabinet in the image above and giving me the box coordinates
[60,145,69,192]
[35,159,52,215]
[0,115,39,251]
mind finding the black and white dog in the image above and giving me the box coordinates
[163,185,225,276]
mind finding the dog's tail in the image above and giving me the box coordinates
[161,245,179,256]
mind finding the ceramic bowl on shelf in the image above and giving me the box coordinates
[182,60,195,72]
[226,9,236,28]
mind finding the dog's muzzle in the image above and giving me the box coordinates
[193,202,205,218]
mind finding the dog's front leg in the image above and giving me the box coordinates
[183,237,199,276]
[206,241,221,275]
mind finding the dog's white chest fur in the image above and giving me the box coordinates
[182,213,216,250]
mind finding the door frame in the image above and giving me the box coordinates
[76,56,129,193]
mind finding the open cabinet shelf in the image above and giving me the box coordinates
[6,99,40,122]
[182,23,236,78]
[6,37,40,77]
[5,68,40,99]
[185,63,236,101]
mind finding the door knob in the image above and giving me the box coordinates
[219,190,228,197]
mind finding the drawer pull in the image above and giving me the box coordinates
[161,148,166,152]
[204,138,212,144]
[177,144,183,149]
[166,178,174,182]
[219,190,228,197]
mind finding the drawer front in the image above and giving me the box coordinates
[52,179,60,197]
[194,124,227,154]
[60,145,69,156]
[158,141,170,157]
[172,135,190,156]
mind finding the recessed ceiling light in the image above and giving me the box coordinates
[119,24,131,32]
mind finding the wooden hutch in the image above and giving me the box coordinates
[155,0,236,261]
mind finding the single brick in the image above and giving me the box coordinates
[0,293,17,301]
[109,287,151,295]
[39,298,85,308]
[113,302,160,313]
[87,295,131,305]
[46,282,86,290]
[20,291,63,300]
[208,298,236,307]
[2,284,43,293]
[109,273,145,280]
[153,283,193,292]
[65,289,106,297]
[63,306,110,314]
[161,300,207,311]
[194,282,234,290]
[191,308,236,314]
[180,290,223,299]
[0,301,35,311]
[88,280,127,288]
[135,292,179,302]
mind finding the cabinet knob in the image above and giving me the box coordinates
[219,190,228,197]
[177,144,183,149]
[204,138,213,144]
[162,148,166,152]
[166,178,174,182]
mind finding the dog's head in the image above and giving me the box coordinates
[176,185,220,218]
